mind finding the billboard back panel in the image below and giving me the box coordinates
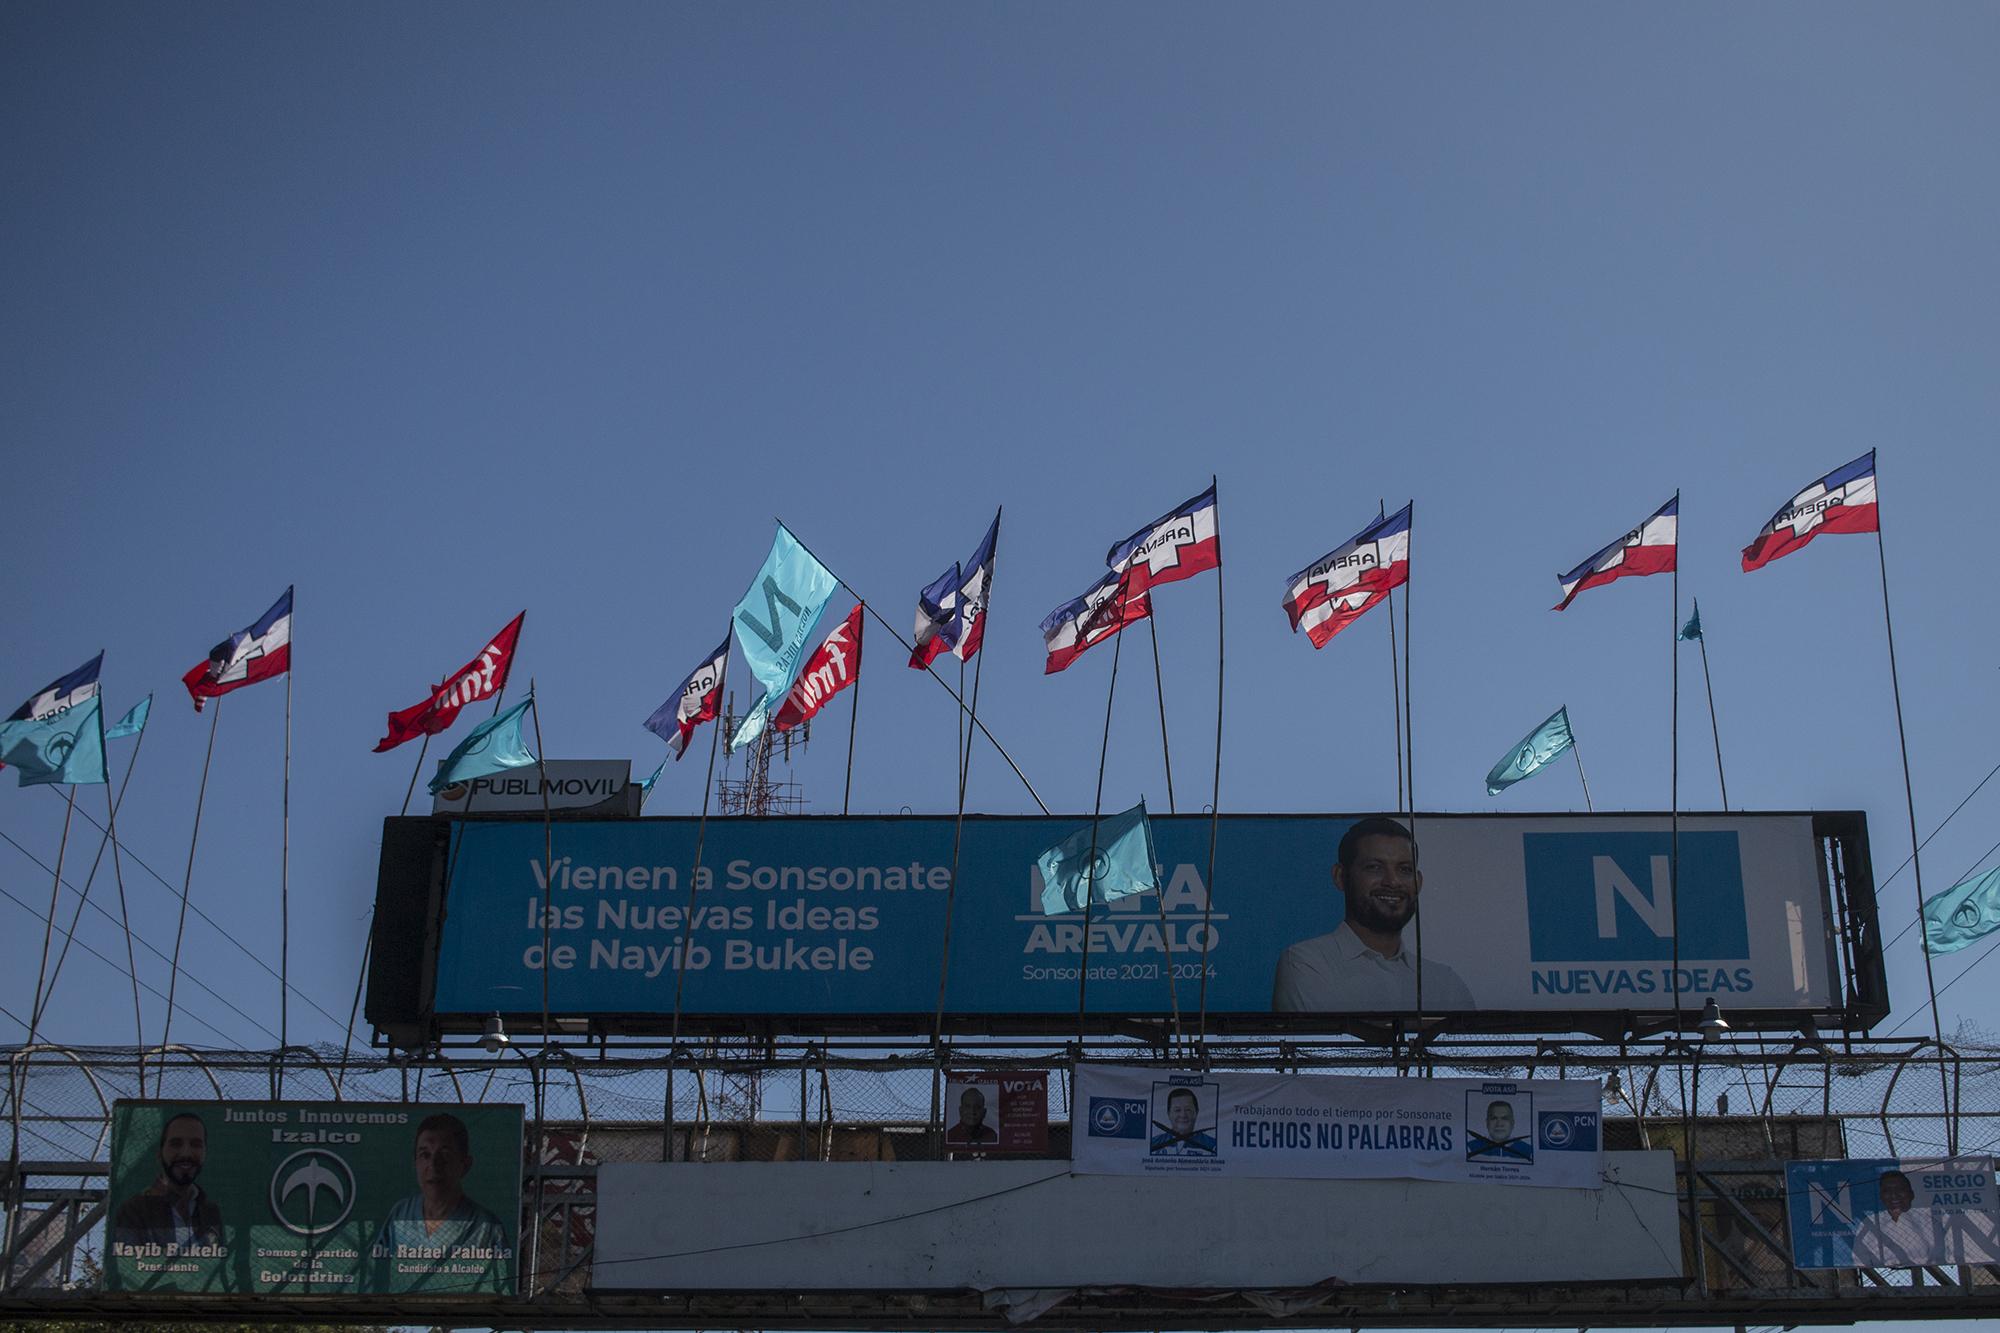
[414,812,1844,1027]
[593,1156,1682,1288]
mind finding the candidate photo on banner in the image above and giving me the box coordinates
[943,1079,1001,1149]
[1148,1079,1220,1159]
[1786,1158,2000,1270]
[1465,1091,1533,1164]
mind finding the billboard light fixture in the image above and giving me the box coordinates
[481,1012,510,1053]
[1699,998,1730,1040]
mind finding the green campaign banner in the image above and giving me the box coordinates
[104,1100,522,1296]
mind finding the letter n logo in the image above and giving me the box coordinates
[1523,831,1750,962]
[739,576,801,653]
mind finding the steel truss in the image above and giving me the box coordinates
[4,1034,1999,1327]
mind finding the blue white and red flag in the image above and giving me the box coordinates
[1041,570,1151,674]
[1554,498,1677,611]
[1105,484,1219,594]
[182,587,292,710]
[1283,504,1411,648]
[909,564,961,670]
[9,652,102,723]
[908,512,1001,669]
[1741,452,1879,572]
[644,636,728,760]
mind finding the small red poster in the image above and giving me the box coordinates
[943,1070,1049,1153]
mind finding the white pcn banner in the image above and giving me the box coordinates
[1073,1066,1605,1189]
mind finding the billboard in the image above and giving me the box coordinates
[593,1155,1682,1289]
[374,811,1867,1037]
[1072,1067,1602,1187]
[1786,1157,2000,1269]
[104,1100,521,1296]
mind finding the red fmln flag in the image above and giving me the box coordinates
[183,587,293,711]
[774,605,863,732]
[374,612,526,752]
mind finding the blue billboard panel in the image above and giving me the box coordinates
[427,813,1834,1019]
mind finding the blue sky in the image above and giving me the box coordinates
[4,2,1999,1058]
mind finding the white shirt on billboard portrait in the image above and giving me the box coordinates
[1271,920,1475,1013]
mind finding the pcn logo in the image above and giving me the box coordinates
[1523,831,1750,962]
[269,1148,357,1236]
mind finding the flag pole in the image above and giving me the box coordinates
[1669,491,1682,1035]
[1147,610,1176,814]
[23,786,79,1048]
[1692,604,1730,809]
[1196,477,1226,1047]
[1874,479,1954,1143]
[279,649,293,1092]
[525,681,555,1295]
[1405,501,1424,1027]
[37,713,150,1045]
[100,755,142,1049]
[1569,721,1594,813]
[930,508,1000,1047]
[1075,614,1126,1043]
[666,626,730,1161]
[159,699,221,1089]
[842,604,862,816]
[1381,501,1404,809]
[776,520,1050,815]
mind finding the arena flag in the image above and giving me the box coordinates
[8,652,102,722]
[1,652,103,772]
[182,586,293,711]
[1740,451,1879,572]
[774,604,863,732]
[1485,706,1576,795]
[1553,497,1677,610]
[1921,865,2000,956]
[429,695,537,795]
[1035,799,1160,915]
[730,524,838,749]
[909,563,960,669]
[908,512,1001,669]
[105,695,152,741]
[1106,483,1220,595]
[0,695,107,787]
[374,611,525,752]
[644,636,728,761]
[1283,503,1412,648]
[1041,569,1152,674]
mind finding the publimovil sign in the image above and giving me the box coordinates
[430,760,635,815]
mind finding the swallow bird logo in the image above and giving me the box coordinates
[270,1149,357,1235]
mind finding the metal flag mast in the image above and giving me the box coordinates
[1195,477,1225,1048]
[23,786,78,1049]
[158,698,222,1091]
[1073,602,1127,1043]
[1873,462,1954,1146]
[277,613,293,1097]
[932,510,1001,1048]
[666,624,731,1162]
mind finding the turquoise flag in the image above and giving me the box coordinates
[105,695,152,741]
[0,696,107,786]
[1036,799,1160,915]
[637,755,667,800]
[730,524,838,749]
[1922,865,2000,955]
[1679,600,1703,642]
[429,696,538,794]
[1486,706,1575,796]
